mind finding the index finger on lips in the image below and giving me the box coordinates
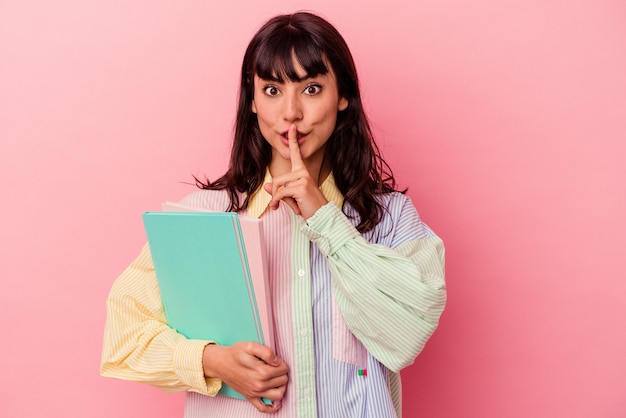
[288,124,304,171]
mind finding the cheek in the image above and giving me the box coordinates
[255,113,277,144]
[254,106,276,126]
[320,107,339,130]
[254,110,271,131]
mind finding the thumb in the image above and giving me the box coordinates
[263,182,273,195]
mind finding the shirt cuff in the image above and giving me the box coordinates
[173,339,222,396]
[302,202,359,256]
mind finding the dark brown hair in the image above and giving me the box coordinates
[198,11,403,233]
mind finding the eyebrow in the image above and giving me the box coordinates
[259,72,325,84]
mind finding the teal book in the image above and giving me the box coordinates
[142,210,273,403]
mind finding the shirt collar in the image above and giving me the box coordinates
[247,170,344,218]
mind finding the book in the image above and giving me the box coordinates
[142,204,274,402]
[160,201,274,352]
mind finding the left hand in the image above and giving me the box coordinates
[263,124,328,220]
[202,342,288,413]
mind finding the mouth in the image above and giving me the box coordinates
[280,130,308,143]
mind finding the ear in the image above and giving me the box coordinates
[251,100,257,114]
[338,97,348,111]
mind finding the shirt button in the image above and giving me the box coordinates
[300,328,308,337]
[297,269,305,277]
[303,388,311,398]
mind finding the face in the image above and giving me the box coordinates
[251,59,348,178]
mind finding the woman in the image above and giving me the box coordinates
[101,11,446,418]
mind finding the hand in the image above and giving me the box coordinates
[202,342,288,413]
[263,124,328,220]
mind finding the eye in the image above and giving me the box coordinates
[303,84,322,95]
[263,85,280,96]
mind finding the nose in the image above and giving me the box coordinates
[283,92,303,122]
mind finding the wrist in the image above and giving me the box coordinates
[301,194,328,221]
[202,343,222,379]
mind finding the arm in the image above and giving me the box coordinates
[100,243,220,394]
[301,199,446,373]
[100,244,288,411]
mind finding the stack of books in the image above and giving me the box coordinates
[143,202,274,402]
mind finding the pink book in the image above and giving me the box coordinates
[160,201,275,351]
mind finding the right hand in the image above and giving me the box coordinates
[202,342,289,413]
[263,124,328,220]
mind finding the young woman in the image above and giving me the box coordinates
[101,11,446,418]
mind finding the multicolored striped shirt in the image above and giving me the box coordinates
[101,172,446,417]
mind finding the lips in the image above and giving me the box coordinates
[280,130,308,144]
[280,130,306,139]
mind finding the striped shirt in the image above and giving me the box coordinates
[101,172,446,418]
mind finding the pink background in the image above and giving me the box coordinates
[1,1,625,417]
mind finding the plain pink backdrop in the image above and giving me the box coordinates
[1,1,625,417]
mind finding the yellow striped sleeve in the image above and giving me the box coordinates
[100,243,222,396]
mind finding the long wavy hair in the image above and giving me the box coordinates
[198,11,403,233]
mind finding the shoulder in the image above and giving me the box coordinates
[370,192,435,245]
[178,189,234,212]
[377,191,414,213]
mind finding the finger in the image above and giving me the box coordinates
[264,181,281,211]
[275,196,301,215]
[244,342,280,366]
[266,181,302,214]
[248,397,281,413]
[288,124,304,170]
[260,384,287,401]
[265,373,289,390]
